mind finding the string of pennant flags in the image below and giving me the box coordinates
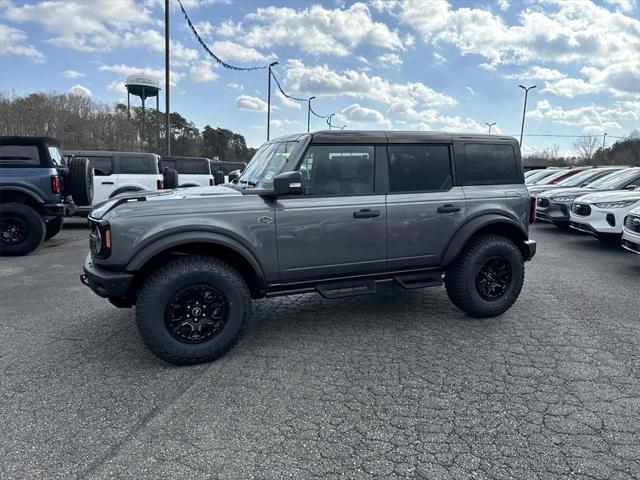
[176,0,339,137]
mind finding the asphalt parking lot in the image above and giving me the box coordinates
[1,220,639,480]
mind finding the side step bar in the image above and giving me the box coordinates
[394,272,443,289]
[313,271,443,299]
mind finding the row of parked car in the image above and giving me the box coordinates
[0,136,246,256]
[525,166,640,255]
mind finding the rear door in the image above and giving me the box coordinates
[116,154,160,191]
[275,144,387,282]
[386,144,466,269]
[87,155,116,204]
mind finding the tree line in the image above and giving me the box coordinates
[0,91,256,162]
[524,131,640,167]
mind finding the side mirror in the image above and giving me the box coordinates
[228,170,241,183]
[273,171,304,196]
[213,170,224,185]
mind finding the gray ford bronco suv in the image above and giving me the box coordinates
[82,131,536,365]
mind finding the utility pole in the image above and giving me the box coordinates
[485,122,496,134]
[164,0,170,155]
[518,84,536,147]
[601,132,607,164]
[327,113,335,130]
[307,96,316,133]
[266,61,279,141]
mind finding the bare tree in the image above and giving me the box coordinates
[572,136,599,162]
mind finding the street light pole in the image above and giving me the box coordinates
[601,132,607,164]
[266,61,279,141]
[307,96,316,133]
[485,122,496,134]
[518,84,536,147]
[327,113,335,130]
[164,0,170,155]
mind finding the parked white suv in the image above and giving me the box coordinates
[161,156,213,187]
[622,206,640,254]
[570,190,640,241]
[65,150,164,214]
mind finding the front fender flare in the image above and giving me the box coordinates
[125,230,265,284]
[441,214,527,267]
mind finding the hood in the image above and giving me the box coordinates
[536,187,594,199]
[575,190,640,205]
[527,184,567,194]
[90,185,242,219]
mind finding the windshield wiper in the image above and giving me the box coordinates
[239,180,257,188]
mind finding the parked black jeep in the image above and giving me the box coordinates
[0,136,93,255]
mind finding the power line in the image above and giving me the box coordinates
[176,0,269,71]
[310,104,330,119]
[509,134,626,139]
[270,70,307,102]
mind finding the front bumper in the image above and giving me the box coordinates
[536,198,571,226]
[622,220,640,254]
[522,239,536,261]
[81,253,133,298]
[569,205,627,237]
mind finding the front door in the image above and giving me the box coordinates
[275,144,387,283]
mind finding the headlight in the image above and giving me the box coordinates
[593,200,637,209]
[89,219,111,259]
[551,195,578,202]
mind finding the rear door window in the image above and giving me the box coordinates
[388,145,452,192]
[177,159,210,174]
[119,155,154,174]
[0,145,40,165]
[86,156,113,176]
[459,143,520,185]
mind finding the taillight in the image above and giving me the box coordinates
[530,196,536,224]
[51,175,61,194]
[157,179,164,190]
[209,178,214,186]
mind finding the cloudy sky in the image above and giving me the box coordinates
[0,0,638,153]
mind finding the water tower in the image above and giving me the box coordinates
[125,73,161,146]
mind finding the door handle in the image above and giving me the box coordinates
[353,209,380,219]
[101,181,114,185]
[437,204,461,214]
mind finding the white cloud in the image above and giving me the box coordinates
[189,60,219,83]
[98,64,183,88]
[194,20,215,37]
[465,86,475,95]
[269,118,298,128]
[236,95,268,112]
[542,62,640,98]
[106,80,127,94]
[527,100,638,132]
[63,70,85,79]
[69,84,92,97]
[284,60,456,116]
[394,0,640,71]
[0,23,43,61]
[276,90,303,109]
[378,53,403,68]
[217,19,244,37]
[339,103,391,127]
[498,0,510,11]
[211,40,268,64]
[432,52,445,63]
[239,3,404,56]
[506,66,567,81]
[4,0,154,53]
[225,83,244,92]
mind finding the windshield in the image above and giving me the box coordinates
[526,170,557,184]
[591,168,640,190]
[238,141,297,187]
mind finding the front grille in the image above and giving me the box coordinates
[571,203,591,216]
[625,214,640,234]
[537,198,549,208]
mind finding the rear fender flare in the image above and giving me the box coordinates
[442,214,527,266]
[0,185,45,204]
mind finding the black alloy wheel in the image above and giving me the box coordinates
[475,255,512,301]
[165,284,229,344]
[0,216,28,245]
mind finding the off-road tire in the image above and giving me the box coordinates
[0,203,46,256]
[44,216,64,241]
[69,156,94,206]
[445,234,525,318]
[136,256,251,365]
[163,168,179,189]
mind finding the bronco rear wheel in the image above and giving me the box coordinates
[445,234,524,318]
[136,256,251,365]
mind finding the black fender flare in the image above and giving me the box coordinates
[0,185,45,204]
[179,183,199,188]
[441,213,527,267]
[125,230,266,285]
[109,186,145,198]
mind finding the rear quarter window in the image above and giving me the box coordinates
[85,156,113,176]
[177,159,211,174]
[458,143,521,185]
[119,155,157,174]
[0,145,40,166]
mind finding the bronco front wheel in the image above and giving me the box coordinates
[136,256,251,365]
[445,234,525,318]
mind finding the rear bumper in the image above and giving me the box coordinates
[43,201,76,217]
[522,239,536,262]
[81,253,133,298]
